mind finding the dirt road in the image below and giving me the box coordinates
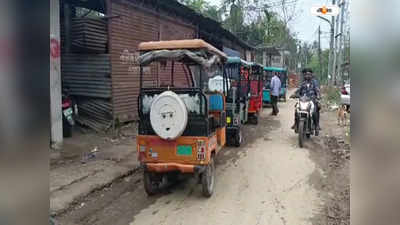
[57,94,349,225]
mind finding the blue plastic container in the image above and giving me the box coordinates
[209,94,224,111]
[263,90,271,103]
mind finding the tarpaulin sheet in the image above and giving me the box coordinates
[138,50,223,71]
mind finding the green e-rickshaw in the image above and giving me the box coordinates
[263,66,288,105]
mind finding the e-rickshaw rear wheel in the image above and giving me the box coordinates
[234,128,243,147]
[143,170,160,196]
[202,156,215,197]
[251,114,258,125]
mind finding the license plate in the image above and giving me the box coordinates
[63,108,73,117]
[226,117,231,123]
[177,145,192,156]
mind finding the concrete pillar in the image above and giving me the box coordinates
[50,0,63,148]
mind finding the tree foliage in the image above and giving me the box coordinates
[178,0,222,22]
[179,0,303,71]
[307,49,330,85]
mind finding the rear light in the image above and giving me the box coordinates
[341,87,348,95]
[62,101,71,108]
[138,152,146,161]
[197,140,206,161]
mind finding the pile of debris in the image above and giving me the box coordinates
[75,98,113,132]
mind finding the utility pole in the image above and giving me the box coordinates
[329,0,336,86]
[333,0,340,86]
[317,15,334,86]
[337,0,346,85]
[50,0,63,148]
[318,26,322,82]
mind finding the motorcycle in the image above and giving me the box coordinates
[294,95,316,148]
[62,92,77,137]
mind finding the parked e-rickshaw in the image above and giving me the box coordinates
[223,57,252,146]
[278,68,288,101]
[136,39,228,197]
[247,63,264,124]
[263,66,288,105]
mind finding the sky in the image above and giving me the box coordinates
[205,0,331,49]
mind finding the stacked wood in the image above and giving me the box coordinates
[75,98,113,132]
[61,54,112,98]
[71,18,108,53]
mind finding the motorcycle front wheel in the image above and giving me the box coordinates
[298,120,305,148]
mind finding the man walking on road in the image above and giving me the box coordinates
[270,72,281,116]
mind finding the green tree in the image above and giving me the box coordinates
[179,0,222,22]
[180,0,301,71]
[307,49,329,85]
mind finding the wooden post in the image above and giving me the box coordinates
[50,0,63,148]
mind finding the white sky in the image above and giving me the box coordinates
[205,0,331,49]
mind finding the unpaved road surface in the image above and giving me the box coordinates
[57,93,349,225]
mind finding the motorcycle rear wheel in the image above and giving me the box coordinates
[63,118,72,138]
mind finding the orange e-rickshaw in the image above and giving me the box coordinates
[136,39,228,197]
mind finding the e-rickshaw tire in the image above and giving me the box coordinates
[150,91,188,140]
[63,119,72,137]
[234,128,242,147]
[253,115,259,125]
[202,156,215,197]
[143,170,159,196]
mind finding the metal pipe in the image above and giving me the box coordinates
[139,66,143,89]
[171,61,175,86]
[317,14,334,86]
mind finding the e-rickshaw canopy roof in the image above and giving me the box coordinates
[226,57,252,67]
[264,66,287,72]
[137,39,227,68]
[138,39,227,59]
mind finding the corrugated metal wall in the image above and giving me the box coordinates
[109,0,196,122]
[109,0,159,122]
[158,19,196,87]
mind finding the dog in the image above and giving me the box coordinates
[337,105,348,126]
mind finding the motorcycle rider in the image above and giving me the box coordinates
[291,68,321,135]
